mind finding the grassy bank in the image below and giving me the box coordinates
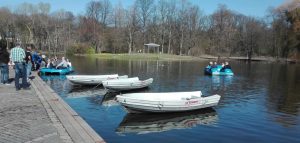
[74,53,298,63]
[83,53,206,61]
[200,55,298,63]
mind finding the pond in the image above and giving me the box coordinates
[41,56,300,143]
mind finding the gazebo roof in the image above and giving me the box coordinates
[144,43,160,47]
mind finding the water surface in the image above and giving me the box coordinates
[41,56,300,143]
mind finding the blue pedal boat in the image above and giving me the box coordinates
[39,67,73,75]
[204,65,234,76]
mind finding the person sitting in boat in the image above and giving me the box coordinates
[206,61,213,69]
[56,57,68,69]
[220,62,231,72]
[51,57,57,67]
[211,62,218,68]
[46,59,54,68]
[66,59,72,67]
[40,55,47,68]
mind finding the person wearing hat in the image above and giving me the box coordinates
[10,42,30,90]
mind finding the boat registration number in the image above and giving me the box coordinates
[185,100,199,105]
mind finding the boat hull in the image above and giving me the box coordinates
[123,102,219,113]
[204,66,234,76]
[66,74,128,85]
[39,67,73,75]
[116,92,220,113]
[103,78,153,91]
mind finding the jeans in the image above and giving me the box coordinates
[0,63,9,84]
[26,62,32,78]
[15,62,29,89]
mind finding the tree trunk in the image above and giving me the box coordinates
[25,24,34,44]
[180,25,184,55]
[161,31,165,54]
[128,33,132,54]
[168,29,172,54]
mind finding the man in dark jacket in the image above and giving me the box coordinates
[0,39,10,85]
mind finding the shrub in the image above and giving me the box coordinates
[67,43,95,55]
[85,47,95,54]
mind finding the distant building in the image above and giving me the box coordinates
[144,43,160,53]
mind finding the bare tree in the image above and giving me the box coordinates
[136,0,154,53]
[165,1,176,54]
[178,0,189,55]
[86,1,102,53]
[125,5,139,53]
[0,0,297,60]
[111,2,126,53]
[186,5,200,55]
[100,0,111,26]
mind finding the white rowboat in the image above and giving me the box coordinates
[102,77,153,91]
[66,74,128,85]
[116,91,220,113]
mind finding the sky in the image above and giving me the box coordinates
[0,0,287,17]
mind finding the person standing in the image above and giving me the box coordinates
[31,49,38,70]
[0,39,10,85]
[35,52,42,70]
[10,42,30,90]
[25,45,33,80]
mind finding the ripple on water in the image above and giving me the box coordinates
[42,60,300,143]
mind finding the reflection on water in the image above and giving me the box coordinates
[116,108,217,135]
[40,56,300,143]
[67,88,107,98]
[209,76,233,91]
[100,92,119,107]
[40,75,71,97]
[266,64,300,127]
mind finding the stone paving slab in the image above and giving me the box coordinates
[0,69,104,143]
[31,73,105,143]
[0,82,67,143]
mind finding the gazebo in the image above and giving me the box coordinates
[144,43,160,53]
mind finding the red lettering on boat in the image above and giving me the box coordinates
[185,100,199,105]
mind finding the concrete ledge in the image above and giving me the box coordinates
[31,72,105,143]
